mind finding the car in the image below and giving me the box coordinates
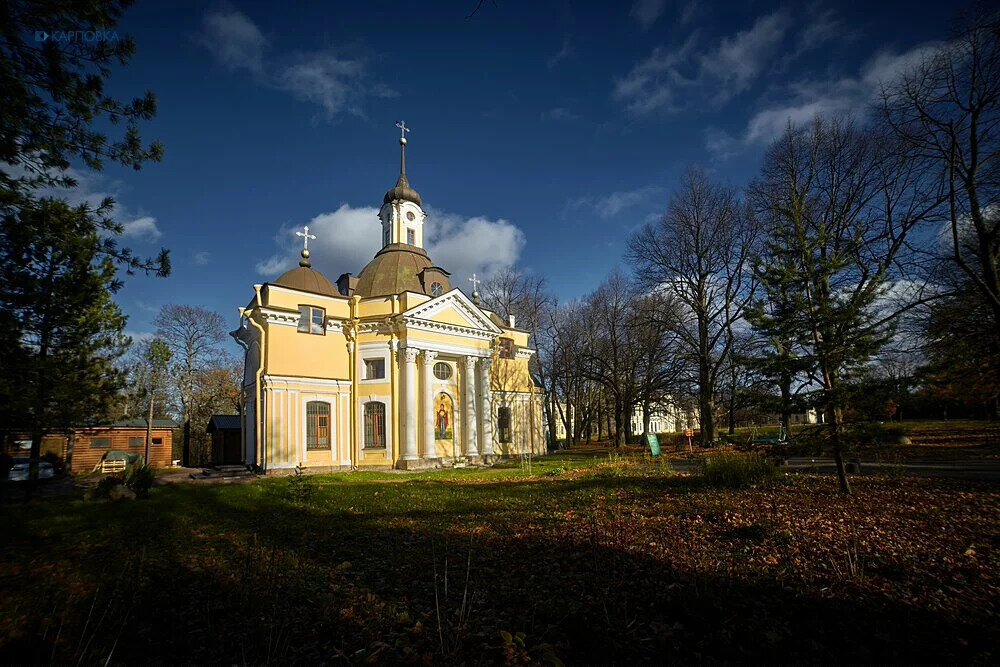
[6,458,55,481]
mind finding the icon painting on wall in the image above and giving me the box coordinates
[434,393,453,441]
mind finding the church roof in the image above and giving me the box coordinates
[383,172,422,206]
[383,132,422,206]
[271,265,340,298]
[354,243,436,297]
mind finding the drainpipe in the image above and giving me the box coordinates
[248,285,267,472]
[233,308,249,469]
[349,295,361,469]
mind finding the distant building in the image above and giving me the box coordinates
[3,419,176,473]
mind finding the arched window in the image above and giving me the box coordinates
[497,406,512,443]
[364,402,386,448]
[306,401,331,450]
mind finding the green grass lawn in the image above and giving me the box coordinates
[1,448,997,664]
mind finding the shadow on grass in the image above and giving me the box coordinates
[0,473,994,664]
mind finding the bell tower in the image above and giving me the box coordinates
[379,120,426,248]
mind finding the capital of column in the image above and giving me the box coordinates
[479,356,492,373]
[422,349,438,363]
[401,347,419,363]
[464,355,477,370]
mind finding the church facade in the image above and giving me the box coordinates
[232,127,544,472]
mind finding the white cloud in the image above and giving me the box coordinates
[547,35,573,69]
[707,41,944,159]
[33,166,164,243]
[192,251,211,266]
[125,330,155,344]
[615,11,791,115]
[630,0,667,31]
[197,7,394,118]
[569,185,664,219]
[540,107,580,122]
[256,204,526,286]
[197,7,267,74]
[121,216,162,241]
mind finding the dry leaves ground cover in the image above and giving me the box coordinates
[0,450,997,664]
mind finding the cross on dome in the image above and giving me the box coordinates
[295,225,317,267]
[296,225,316,250]
[468,273,481,303]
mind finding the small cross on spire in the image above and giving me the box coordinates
[295,225,317,267]
[395,120,410,141]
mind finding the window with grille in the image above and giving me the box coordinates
[433,362,451,380]
[498,338,514,359]
[307,401,331,450]
[365,402,386,448]
[407,228,415,245]
[430,281,443,297]
[498,407,512,443]
[297,305,325,335]
[365,358,385,379]
[128,437,143,448]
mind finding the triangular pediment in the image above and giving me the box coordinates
[400,289,503,335]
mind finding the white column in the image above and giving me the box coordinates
[464,356,479,456]
[479,357,493,455]
[401,347,419,460]
[421,350,438,459]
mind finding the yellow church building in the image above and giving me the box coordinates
[232,125,544,472]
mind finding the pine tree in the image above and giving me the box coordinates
[752,118,936,493]
[0,198,130,484]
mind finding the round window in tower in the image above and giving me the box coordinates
[433,362,452,380]
[430,282,443,296]
[406,211,415,221]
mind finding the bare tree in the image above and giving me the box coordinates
[882,7,1000,327]
[154,305,227,466]
[627,166,759,447]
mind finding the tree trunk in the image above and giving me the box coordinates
[613,398,626,447]
[642,397,651,436]
[145,391,154,464]
[828,403,851,494]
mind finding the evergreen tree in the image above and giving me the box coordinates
[0,198,129,482]
[752,118,936,493]
[1,1,168,482]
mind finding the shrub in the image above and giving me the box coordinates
[701,451,781,489]
[123,461,155,498]
[86,474,124,501]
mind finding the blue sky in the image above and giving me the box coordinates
[75,0,952,343]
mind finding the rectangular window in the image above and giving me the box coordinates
[90,437,111,448]
[128,437,143,448]
[498,407,512,443]
[307,401,331,450]
[407,228,415,245]
[384,226,391,246]
[498,338,514,359]
[365,402,386,448]
[297,305,326,335]
[152,438,163,445]
[365,358,385,380]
